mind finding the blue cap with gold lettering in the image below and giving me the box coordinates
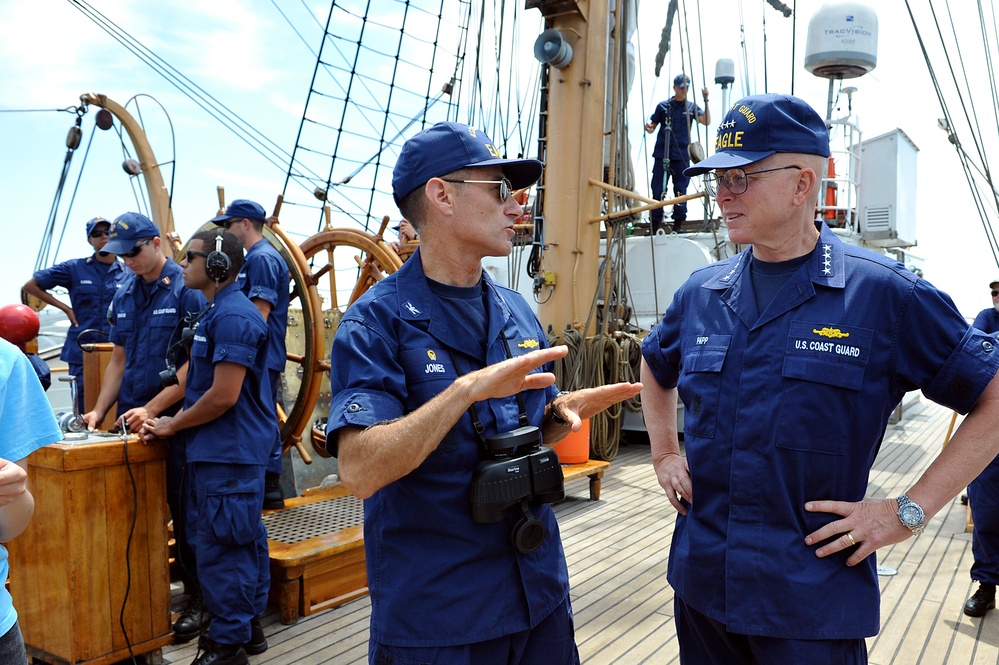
[685,93,830,176]
[392,122,543,204]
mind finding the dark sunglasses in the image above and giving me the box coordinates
[89,229,110,239]
[222,218,244,229]
[185,250,210,263]
[992,290,998,298]
[121,238,153,258]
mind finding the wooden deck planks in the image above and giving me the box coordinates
[159,398,999,664]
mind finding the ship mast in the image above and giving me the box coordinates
[531,0,611,338]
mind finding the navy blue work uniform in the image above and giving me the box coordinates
[967,308,999,586]
[235,238,289,475]
[642,224,999,654]
[183,283,272,646]
[109,259,205,590]
[109,259,205,415]
[32,255,127,409]
[648,98,702,227]
[327,250,575,662]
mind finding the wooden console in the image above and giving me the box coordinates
[9,434,173,665]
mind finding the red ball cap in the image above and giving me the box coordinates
[0,304,40,347]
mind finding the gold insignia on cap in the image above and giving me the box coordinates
[517,338,540,349]
[813,327,849,339]
[427,350,437,360]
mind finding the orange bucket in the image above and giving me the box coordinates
[552,418,590,464]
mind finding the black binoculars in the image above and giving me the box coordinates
[470,425,564,553]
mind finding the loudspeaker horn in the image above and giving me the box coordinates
[533,29,573,69]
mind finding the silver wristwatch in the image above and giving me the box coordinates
[897,493,925,536]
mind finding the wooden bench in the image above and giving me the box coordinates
[264,459,611,625]
[264,486,366,625]
[561,459,611,500]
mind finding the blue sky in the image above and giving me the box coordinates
[3,0,998,320]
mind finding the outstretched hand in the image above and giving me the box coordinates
[804,497,912,566]
[460,345,569,404]
[555,382,643,431]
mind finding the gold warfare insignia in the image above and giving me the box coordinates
[427,350,437,360]
[161,276,171,285]
[517,338,540,349]
[813,327,849,339]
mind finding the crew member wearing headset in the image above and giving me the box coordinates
[80,213,207,643]
[210,199,290,510]
[144,229,273,664]
[23,216,128,410]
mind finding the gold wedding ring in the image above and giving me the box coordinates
[847,532,857,546]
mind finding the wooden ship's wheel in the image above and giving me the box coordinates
[290,210,404,459]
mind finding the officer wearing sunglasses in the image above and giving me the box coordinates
[325,121,641,664]
[22,216,128,412]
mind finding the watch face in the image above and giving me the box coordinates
[900,504,923,525]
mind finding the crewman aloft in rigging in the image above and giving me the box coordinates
[645,74,710,233]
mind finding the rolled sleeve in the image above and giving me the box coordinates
[642,290,684,389]
[896,278,999,413]
[327,389,404,435]
[246,284,279,307]
[33,263,71,291]
[326,312,409,456]
[923,326,999,414]
[244,252,282,307]
[212,340,260,368]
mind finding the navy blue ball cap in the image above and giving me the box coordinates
[101,212,160,255]
[209,199,267,225]
[673,74,690,88]
[392,122,543,204]
[685,93,830,177]
[85,216,110,236]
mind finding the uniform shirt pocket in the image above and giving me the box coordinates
[776,322,873,455]
[678,335,731,439]
[400,347,458,401]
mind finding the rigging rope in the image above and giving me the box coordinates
[37,110,84,272]
[66,0,321,191]
[52,122,98,263]
[903,0,999,268]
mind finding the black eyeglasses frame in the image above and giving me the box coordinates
[703,165,802,196]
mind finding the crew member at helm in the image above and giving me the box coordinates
[143,229,273,663]
[210,199,289,511]
[81,212,207,644]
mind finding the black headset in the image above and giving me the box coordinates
[205,229,231,282]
